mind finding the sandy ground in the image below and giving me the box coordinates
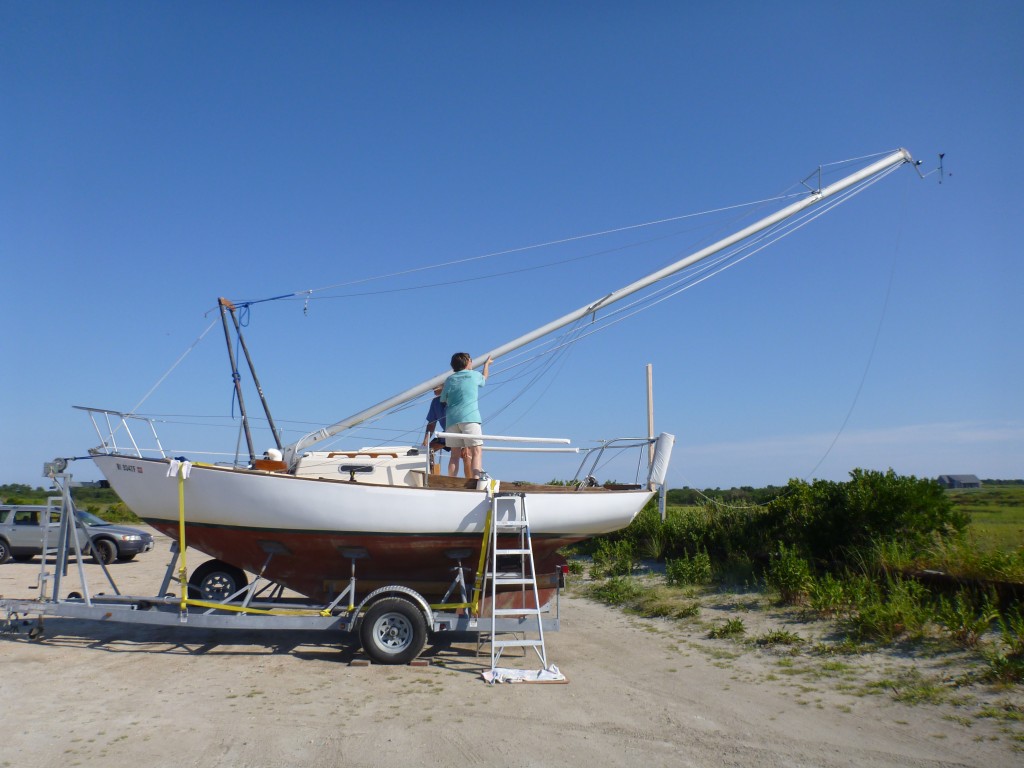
[1,526,1021,768]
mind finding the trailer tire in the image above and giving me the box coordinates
[359,597,427,665]
[188,560,248,602]
[0,539,10,564]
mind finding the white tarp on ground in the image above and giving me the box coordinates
[481,665,567,684]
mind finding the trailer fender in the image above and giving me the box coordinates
[351,585,434,632]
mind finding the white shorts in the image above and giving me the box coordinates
[446,422,482,448]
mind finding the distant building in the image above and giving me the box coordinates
[936,474,981,489]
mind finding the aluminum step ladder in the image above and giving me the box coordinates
[480,491,548,671]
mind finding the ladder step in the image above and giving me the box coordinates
[494,577,536,585]
[494,520,528,529]
[493,639,546,649]
[495,548,531,555]
[492,607,543,616]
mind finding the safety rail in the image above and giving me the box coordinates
[571,436,659,487]
[74,406,169,460]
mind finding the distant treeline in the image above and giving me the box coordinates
[0,483,121,506]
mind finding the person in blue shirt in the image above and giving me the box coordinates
[439,352,493,478]
[421,384,450,475]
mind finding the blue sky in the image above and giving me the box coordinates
[2,2,1021,490]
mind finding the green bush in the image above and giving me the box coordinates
[766,542,812,605]
[601,470,966,577]
[590,539,638,579]
[764,469,968,564]
[665,548,712,586]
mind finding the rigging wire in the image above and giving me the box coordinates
[233,192,807,307]
[128,319,219,414]
[799,170,908,480]
[280,162,905,451]
[125,152,909,473]
[498,164,906,363]
[663,175,910,510]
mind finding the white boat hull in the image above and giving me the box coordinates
[93,454,652,602]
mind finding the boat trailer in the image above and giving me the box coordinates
[1,470,562,669]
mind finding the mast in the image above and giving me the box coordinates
[283,148,913,465]
[219,298,256,464]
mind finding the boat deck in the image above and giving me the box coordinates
[415,473,641,492]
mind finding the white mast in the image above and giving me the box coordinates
[284,148,912,464]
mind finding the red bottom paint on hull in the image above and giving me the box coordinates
[152,520,571,608]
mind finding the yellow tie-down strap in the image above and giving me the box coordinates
[170,459,340,618]
[430,601,473,611]
[181,598,329,616]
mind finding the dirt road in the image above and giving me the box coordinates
[1,527,1020,767]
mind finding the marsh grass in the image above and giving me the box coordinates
[583,578,701,619]
[753,629,804,646]
[935,590,1000,648]
[845,575,932,643]
[708,617,746,639]
[870,535,1024,583]
[948,484,1024,553]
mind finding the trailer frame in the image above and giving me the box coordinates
[1,471,561,665]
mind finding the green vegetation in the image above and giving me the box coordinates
[572,472,1024,693]
[947,483,1024,554]
[665,548,712,586]
[0,483,141,523]
[588,473,1021,584]
[708,617,746,638]
[582,577,700,619]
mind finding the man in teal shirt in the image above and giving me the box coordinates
[440,352,493,478]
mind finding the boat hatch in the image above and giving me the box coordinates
[293,449,426,486]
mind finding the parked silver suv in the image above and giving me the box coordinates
[0,504,154,565]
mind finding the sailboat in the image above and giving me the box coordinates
[83,149,916,605]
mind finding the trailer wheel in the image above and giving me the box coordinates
[188,560,248,602]
[359,597,427,665]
